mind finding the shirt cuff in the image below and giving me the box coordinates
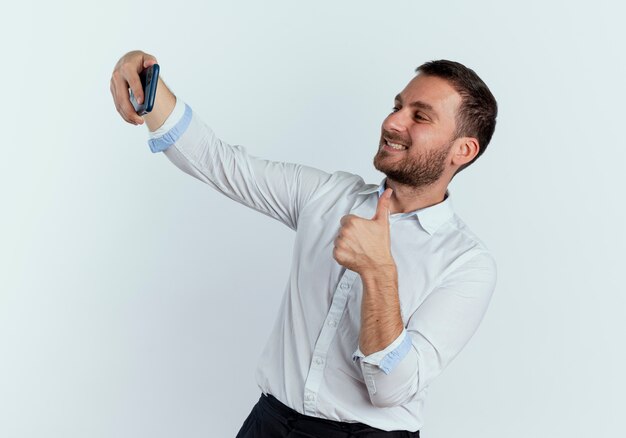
[352,329,413,375]
[147,97,192,153]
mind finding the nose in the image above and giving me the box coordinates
[382,109,409,134]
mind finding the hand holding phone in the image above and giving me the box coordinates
[129,64,159,115]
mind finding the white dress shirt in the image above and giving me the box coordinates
[147,97,497,432]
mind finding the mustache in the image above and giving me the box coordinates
[381,129,410,146]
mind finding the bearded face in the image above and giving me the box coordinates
[373,129,453,189]
[373,74,463,190]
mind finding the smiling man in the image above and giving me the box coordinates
[111,53,498,437]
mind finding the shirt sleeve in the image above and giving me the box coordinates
[352,251,497,408]
[147,96,189,146]
[146,98,334,231]
[351,328,413,375]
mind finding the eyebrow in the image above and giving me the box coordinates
[394,94,438,119]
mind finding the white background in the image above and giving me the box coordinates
[1,1,624,437]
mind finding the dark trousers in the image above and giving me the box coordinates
[236,393,420,438]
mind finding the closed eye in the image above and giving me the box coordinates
[391,107,428,122]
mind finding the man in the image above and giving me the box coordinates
[110,50,498,437]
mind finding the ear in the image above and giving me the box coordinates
[451,137,480,167]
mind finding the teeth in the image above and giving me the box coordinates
[386,140,407,150]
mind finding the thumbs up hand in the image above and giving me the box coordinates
[333,188,396,274]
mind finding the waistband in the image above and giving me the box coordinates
[258,392,419,437]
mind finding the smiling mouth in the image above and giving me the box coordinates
[382,138,409,151]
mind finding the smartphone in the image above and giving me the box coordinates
[129,64,159,115]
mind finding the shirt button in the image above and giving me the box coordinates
[328,320,337,327]
[306,394,314,401]
[315,357,324,365]
[340,283,350,289]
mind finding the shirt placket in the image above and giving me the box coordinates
[302,268,358,415]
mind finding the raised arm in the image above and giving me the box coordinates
[110,50,335,231]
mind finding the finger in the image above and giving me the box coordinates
[373,188,393,221]
[112,73,144,125]
[333,246,346,264]
[340,214,356,227]
[111,72,136,124]
[142,53,158,69]
[126,67,145,109]
[334,231,346,247]
[119,87,142,125]
[110,79,117,105]
[110,79,133,125]
[335,232,358,254]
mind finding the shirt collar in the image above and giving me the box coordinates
[357,177,454,235]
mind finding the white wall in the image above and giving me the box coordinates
[1,1,624,437]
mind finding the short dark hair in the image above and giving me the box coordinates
[416,60,497,176]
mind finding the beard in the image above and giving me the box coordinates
[373,138,452,189]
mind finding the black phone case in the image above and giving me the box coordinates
[130,64,159,115]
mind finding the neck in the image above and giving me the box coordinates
[384,178,448,214]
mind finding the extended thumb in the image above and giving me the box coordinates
[376,188,393,220]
